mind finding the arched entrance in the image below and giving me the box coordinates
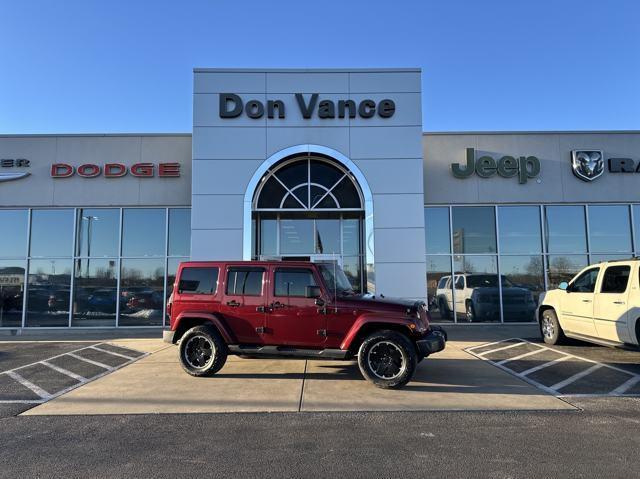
[243,145,374,293]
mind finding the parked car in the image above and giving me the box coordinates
[165,260,446,389]
[538,258,640,348]
[435,274,536,322]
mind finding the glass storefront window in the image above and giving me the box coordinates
[426,255,453,322]
[425,207,450,254]
[499,256,543,322]
[547,255,589,289]
[453,255,499,322]
[498,206,542,254]
[76,208,119,257]
[0,260,25,327]
[452,207,496,254]
[633,205,640,253]
[315,219,340,254]
[260,219,277,256]
[25,259,72,327]
[71,259,117,327]
[168,208,191,257]
[342,219,360,256]
[545,206,586,253]
[279,219,314,255]
[0,210,28,258]
[122,208,166,257]
[590,254,630,263]
[588,205,632,253]
[30,209,74,257]
[119,258,164,326]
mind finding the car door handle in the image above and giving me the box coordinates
[613,301,625,305]
[256,305,272,313]
[226,300,240,307]
[582,299,592,303]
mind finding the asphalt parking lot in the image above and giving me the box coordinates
[0,341,147,418]
[467,337,640,397]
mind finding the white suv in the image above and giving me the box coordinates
[538,259,640,347]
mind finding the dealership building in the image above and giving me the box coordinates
[1,68,640,330]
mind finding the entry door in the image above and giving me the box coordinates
[219,266,267,344]
[265,266,326,348]
[560,267,599,336]
[593,265,631,342]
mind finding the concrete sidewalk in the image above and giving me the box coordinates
[22,326,575,415]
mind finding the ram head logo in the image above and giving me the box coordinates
[571,150,604,182]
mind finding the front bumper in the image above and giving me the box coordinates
[162,329,175,343]
[416,328,446,357]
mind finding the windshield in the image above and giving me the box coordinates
[464,274,513,288]
[317,263,354,295]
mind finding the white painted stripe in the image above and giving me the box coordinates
[477,341,526,356]
[496,347,547,365]
[550,364,604,391]
[519,355,571,376]
[90,345,135,360]
[6,371,51,399]
[0,399,45,404]
[611,375,640,395]
[0,343,100,375]
[465,338,519,351]
[41,361,86,382]
[67,353,113,371]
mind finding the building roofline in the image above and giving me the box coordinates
[423,130,640,136]
[193,67,421,73]
[0,133,192,138]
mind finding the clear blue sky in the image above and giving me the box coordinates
[1,0,638,133]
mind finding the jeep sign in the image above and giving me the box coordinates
[451,148,540,184]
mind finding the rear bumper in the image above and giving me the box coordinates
[162,329,175,343]
[416,328,446,357]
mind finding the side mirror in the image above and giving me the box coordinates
[305,285,322,299]
[558,282,568,291]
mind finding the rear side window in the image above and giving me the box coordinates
[226,268,264,296]
[178,267,219,294]
[600,265,630,293]
[274,268,317,297]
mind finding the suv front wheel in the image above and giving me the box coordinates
[179,325,228,377]
[357,330,417,389]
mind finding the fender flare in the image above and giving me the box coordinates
[175,312,235,344]
[340,313,412,351]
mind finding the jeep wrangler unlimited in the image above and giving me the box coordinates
[164,261,446,389]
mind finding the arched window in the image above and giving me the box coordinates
[254,156,363,211]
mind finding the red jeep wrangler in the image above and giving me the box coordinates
[164,261,446,389]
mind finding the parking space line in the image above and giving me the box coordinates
[550,364,604,391]
[90,345,136,360]
[519,355,571,376]
[610,375,640,395]
[41,361,87,383]
[67,353,113,371]
[6,371,51,399]
[465,338,516,351]
[477,341,528,356]
[496,347,547,365]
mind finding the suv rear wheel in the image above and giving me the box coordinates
[179,325,228,377]
[357,330,417,389]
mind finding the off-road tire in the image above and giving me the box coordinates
[179,325,228,377]
[357,330,417,389]
[465,301,476,323]
[540,309,566,345]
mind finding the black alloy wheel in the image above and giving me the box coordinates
[179,325,228,377]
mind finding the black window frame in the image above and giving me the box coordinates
[225,267,265,297]
[178,267,219,295]
[273,267,318,298]
[600,265,631,294]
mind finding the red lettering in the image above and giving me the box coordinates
[104,163,127,177]
[51,163,74,178]
[130,163,154,177]
[77,164,101,177]
[158,163,180,177]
